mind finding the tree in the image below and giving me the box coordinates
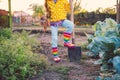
[95,7,115,14]
[73,0,81,14]
[0,0,12,28]
[29,4,45,18]
[102,7,116,14]
[95,7,103,14]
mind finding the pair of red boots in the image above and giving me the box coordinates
[53,42,75,63]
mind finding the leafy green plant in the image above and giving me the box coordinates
[54,67,70,75]
[86,18,120,78]
[0,28,12,39]
[0,29,49,80]
[78,42,89,51]
[95,73,120,80]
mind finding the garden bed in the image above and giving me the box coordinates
[30,32,100,80]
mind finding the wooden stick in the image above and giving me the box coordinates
[69,0,75,44]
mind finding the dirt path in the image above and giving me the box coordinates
[31,33,100,80]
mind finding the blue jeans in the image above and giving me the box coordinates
[51,19,74,48]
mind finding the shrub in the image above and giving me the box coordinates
[54,67,70,75]
[0,28,12,39]
[0,29,49,80]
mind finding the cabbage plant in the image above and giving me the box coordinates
[86,18,120,78]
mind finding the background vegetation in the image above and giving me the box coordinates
[0,28,49,80]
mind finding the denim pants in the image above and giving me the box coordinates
[51,19,74,48]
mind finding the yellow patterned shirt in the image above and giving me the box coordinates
[46,0,70,22]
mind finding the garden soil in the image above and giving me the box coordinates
[30,33,100,80]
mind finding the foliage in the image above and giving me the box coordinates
[29,4,45,18]
[0,16,9,27]
[78,42,88,51]
[73,0,81,14]
[86,18,120,79]
[95,7,116,14]
[0,28,12,39]
[54,67,70,75]
[95,74,120,80]
[74,12,116,25]
[0,29,49,80]
[102,7,116,14]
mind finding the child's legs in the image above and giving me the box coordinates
[62,20,74,33]
[51,26,58,48]
[51,26,60,59]
[62,20,74,43]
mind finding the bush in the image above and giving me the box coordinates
[0,29,49,80]
[0,28,12,39]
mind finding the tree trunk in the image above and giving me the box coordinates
[8,0,12,28]
[116,0,120,23]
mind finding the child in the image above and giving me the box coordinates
[45,0,74,62]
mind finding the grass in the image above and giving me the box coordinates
[49,66,71,75]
